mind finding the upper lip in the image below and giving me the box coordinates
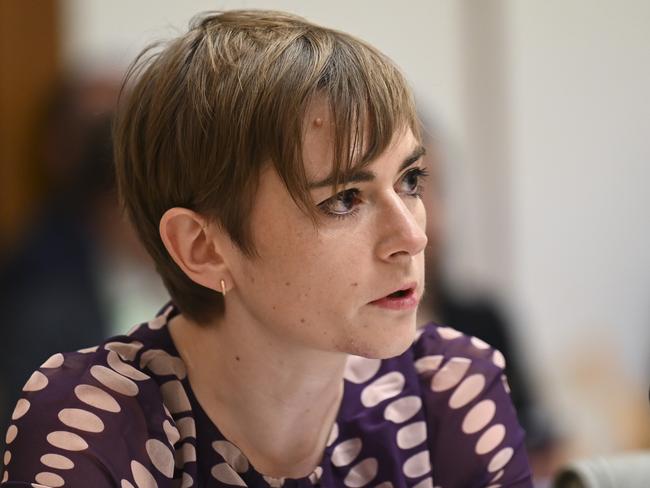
[371,281,418,302]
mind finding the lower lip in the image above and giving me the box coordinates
[369,289,419,310]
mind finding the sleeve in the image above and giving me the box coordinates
[413,325,533,488]
[0,349,178,488]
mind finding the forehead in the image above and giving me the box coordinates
[301,97,418,182]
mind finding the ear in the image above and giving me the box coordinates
[159,207,230,293]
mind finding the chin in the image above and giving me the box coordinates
[348,314,417,359]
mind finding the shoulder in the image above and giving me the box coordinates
[409,323,533,487]
[411,323,508,389]
[1,319,187,487]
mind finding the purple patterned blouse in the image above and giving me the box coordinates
[1,302,532,487]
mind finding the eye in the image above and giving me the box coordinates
[398,167,428,197]
[317,188,362,219]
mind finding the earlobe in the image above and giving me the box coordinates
[159,208,230,293]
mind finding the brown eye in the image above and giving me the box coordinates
[399,167,428,196]
[318,189,362,218]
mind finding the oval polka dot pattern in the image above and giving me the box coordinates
[263,475,285,487]
[146,439,174,478]
[90,365,139,396]
[5,425,17,444]
[107,351,150,381]
[414,355,443,374]
[131,459,158,488]
[23,371,48,392]
[462,399,496,434]
[344,457,378,487]
[470,337,490,349]
[181,473,193,488]
[488,447,514,473]
[361,372,405,407]
[41,353,64,369]
[40,453,74,470]
[211,462,247,486]
[77,345,98,353]
[449,374,486,409]
[140,349,187,379]
[212,440,249,473]
[501,375,511,394]
[58,408,104,433]
[436,327,462,340]
[403,450,431,478]
[396,421,427,450]
[176,417,196,441]
[384,395,422,423]
[309,466,323,484]
[11,399,30,420]
[35,472,64,487]
[327,421,339,447]
[412,478,434,488]
[175,442,197,468]
[343,356,381,384]
[105,341,143,361]
[0,309,532,486]
[476,424,506,455]
[491,469,505,482]
[492,350,506,369]
[74,384,121,413]
[46,431,88,451]
[160,381,191,413]
[148,315,167,330]
[430,357,471,392]
[162,420,180,446]
[331,438,363,467]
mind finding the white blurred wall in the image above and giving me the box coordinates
[508,0,650,454]
[62,0,650,455]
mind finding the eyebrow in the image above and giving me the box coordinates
[307,145,426,190]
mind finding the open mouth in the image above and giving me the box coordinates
[369,284,419,310]
[387,288,412,299]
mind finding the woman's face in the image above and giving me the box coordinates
[224,101,428,359]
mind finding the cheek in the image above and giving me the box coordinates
[246,224,366,314]
[414,199,428,230]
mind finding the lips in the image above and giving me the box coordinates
[376,282,417,300]
[369,282,419,310]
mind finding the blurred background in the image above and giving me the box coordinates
[1,0,649,486]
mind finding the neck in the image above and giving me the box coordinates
[168,303,347,478]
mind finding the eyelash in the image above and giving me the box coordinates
[318,167,429,220]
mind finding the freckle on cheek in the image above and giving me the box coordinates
[300,318,305,323]
[351,282,358,287]
[285,281,291,286]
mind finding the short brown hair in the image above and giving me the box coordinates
[113,10,420,324]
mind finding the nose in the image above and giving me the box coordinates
[375,193,428,261]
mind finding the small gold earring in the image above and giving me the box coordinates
[220,279,227,296]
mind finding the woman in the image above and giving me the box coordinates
[1,10,532,487]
